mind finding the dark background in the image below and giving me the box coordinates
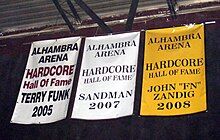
[0,10,220,140]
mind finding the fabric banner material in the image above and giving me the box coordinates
[11,37,81,124]
[140,24,206,116]
[72,32,140,120]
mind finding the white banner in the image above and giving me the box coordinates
[72,32,140,120]
[11,37,81,124]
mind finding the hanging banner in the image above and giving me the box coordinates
[72,32,140,120]
[11,37,81,124]
[140,24,206,116]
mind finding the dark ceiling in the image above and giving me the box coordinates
[0,0,219,36]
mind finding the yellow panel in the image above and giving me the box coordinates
[140,24,206,116]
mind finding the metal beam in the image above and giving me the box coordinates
[66,0,81,23]
[52,0,75,32]
[74,0,112,33]
[125,0,139,31]
[166,0,177,19]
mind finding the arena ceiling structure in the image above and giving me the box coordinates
[0,0,219,38]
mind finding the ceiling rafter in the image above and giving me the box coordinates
[166,0,177,19]
[74,0,112,33]
[125,0,139,31]
[52,0,75,32]
[66,0,81,24]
